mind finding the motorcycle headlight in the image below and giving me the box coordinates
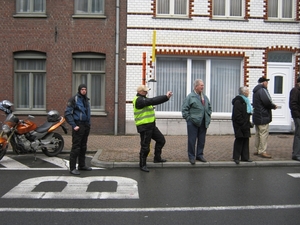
[2,124,11,134]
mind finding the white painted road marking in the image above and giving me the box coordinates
[0,156,102,170]
[288,173,300,178]
[0,156,29,168]
[2,176,139,199]
[0,204,300,213]
[37,155,69,168]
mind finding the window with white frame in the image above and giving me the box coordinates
[73,53,106,111]
[74,0,105,15]
[14,52,46,110]
[156,0,188,17]
[155,57,241,113]
[268,0,295,20]
[16,0,46,14]
[213,0,244,18]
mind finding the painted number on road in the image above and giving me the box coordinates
[2,176,139,199]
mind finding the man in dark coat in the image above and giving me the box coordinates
[65,84,92,175]
[232,87,253,164]
[289,76,300,162]
[252,76,277,158]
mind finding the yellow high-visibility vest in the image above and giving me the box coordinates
[133,96,155,126]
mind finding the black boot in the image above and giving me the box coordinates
[140,157,149,172]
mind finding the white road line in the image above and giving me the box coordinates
[0,156,29,168]
[38,155,69,168]
[288,173,300,178]
[0,204,300,213]
[0,156,103,170]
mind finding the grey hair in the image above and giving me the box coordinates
[238,86,249,95]
[193,79,204,88]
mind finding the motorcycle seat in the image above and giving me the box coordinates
[35,121,56,133]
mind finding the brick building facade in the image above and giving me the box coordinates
[0,0,127,135]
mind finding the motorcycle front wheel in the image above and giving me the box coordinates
[0,145,7,160]
[42,133,64,157]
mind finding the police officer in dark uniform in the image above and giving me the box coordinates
[65,84,92,175]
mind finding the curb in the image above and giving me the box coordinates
[91,150,300,169]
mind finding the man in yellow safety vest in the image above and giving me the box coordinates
[133,85,173,172]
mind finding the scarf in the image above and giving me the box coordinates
[240,95,253,114]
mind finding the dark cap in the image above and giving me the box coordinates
[258,76,270,83]
[78,84,87,92]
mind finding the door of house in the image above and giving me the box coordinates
[267,63,293,132]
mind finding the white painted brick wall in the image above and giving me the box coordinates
[126,0,299,134]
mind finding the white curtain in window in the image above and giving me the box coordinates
[282,0,292,18]
[157,0,170,14]
[210,59,240,113]
[33,73,45,108]
[73,57,105,110]
[268,0,278,17]
[33,0,44,12]
[191,60,206,91]
[91,74,104,109]
[74,58,104,71]
[92,0,104,13]
[174,0,187,15]
[230,0,242,16]
[16,73,30,108]
[17,0,30,13]
[156,58,187,111]
[213,0,225,16]
[15,55,46,110]
[76,0,88,13]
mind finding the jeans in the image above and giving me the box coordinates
[187,119,207,160]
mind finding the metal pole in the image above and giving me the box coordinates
[114,0,120,135]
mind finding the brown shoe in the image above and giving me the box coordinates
[260,153,272,158]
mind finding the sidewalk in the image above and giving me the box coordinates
[62,133,300,168]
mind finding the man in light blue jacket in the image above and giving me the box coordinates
[182,79,212,165]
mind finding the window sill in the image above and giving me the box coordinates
[264,19,298,23]
[72,15,106,19]
[154,15,191,20]
[211,17,247,22]
[13,111,47,116]
[91,111,108,116]
[13,14,47,18]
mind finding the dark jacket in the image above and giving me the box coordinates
[232,95,251,138]
[289,84,300,119]
[65,93,91,129]
[252,84,276,125]
[133,93,169,133]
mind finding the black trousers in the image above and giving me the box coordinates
[139,126,166,162]
[69,123,90,171]
[233,137,249,161]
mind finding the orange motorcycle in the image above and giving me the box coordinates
[0,110,67,160]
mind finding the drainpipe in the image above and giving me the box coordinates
[114,0,120,135]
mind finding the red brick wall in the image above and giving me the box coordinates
[0,0,127,134]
